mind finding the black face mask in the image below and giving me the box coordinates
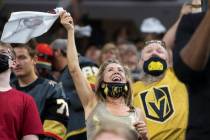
[143,56,167,76]
[0,54,10,73]
[100,81,129,98]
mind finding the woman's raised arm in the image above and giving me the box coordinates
[60,11,96,112]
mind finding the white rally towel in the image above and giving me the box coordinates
[1,7,64,43]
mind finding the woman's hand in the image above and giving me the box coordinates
[60,11,74,32]
[180,3,192,16]
[133,121,148,140]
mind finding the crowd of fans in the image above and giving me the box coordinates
[1,0,210,140]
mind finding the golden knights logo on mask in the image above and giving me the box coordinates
[140,86,174,122]
[100,82,129,98]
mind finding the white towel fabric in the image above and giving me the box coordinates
[1,7,64,43]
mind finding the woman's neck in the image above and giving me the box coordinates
[105,97,130,116]
[106,97,126,106]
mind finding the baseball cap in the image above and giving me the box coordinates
[140,17,166,34]
[50,39,67,51]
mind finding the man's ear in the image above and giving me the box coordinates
[167,49,173,68]
[138,54,144,70]
[33,55,38,65]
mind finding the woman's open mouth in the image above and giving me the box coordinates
[111,75,122,82]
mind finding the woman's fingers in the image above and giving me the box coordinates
[60,10,74,31]
[134,121,148,137]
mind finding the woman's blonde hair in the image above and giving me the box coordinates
[92,121,138,140]
[95,59,133,108]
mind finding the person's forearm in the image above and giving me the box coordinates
[66,26,95,109]
[163,3,191,49]
[181,11,210,70]
[163,15,182,49]
[61,11,94,110]
[67,30,79,73]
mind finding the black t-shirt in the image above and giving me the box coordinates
[174,12,210,140]
[12,78,68,124]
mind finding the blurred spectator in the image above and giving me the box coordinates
[75,36,90,56]
[36,43,54,80]
[84,44,101,65]
[92,121,139,140]
[117,42,132,61]
[50,39,68,76]
[50,38,98,140]
[136,17,166,52]
[113,26,130,45]
[11,43,69,140]
[120,42,141,82]
[99,43,120,65]
[173,0,210,139]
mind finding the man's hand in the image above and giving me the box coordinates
[60,11,74,32]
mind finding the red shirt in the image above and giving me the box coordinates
[0,88,43,140]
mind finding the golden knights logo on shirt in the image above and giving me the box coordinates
[140,86,174,123]
[133,69,188,139]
